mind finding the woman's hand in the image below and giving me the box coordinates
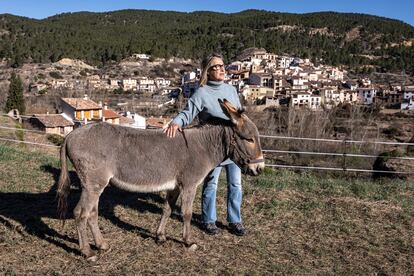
[163,122,181,138]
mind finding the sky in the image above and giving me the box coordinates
[0,0,413,26]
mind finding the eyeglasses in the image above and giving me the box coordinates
[209,64,225,71]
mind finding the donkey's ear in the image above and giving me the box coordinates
[218,99,241,126]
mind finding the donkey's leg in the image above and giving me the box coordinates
[73,188,100,261]
[87,195,109,251]
[181,186,197,248]
[156,187,180,243]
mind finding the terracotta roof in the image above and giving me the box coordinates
[103,108,120,119]
[146,117,170,129]
[61,98,101,110]
[32,114,74,127]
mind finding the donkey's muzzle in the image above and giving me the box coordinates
[247,156,265,176]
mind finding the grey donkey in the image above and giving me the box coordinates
[57,99,264,261]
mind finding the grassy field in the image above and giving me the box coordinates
[1,143,414,274]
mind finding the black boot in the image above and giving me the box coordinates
[203,223,220,235]
[228,223,246,236]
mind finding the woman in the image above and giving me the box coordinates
[164,53,246,236]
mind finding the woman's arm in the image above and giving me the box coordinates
[171,97,202,127]
[164,94,203,138]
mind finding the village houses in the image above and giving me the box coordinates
[16,48,414,145]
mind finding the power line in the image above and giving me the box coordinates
[0,113,84,123]
[2,122,413,147]
[0,126,49,134]
[1,113,34,119]
[259,134,414,146]
[0,137,60,148]
[1,136,412,175]
[265,164,413,174]
[263,149,414,161]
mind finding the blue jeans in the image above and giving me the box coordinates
[202,161,242,224]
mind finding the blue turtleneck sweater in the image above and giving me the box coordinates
[172,80,241,127]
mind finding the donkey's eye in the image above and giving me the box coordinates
[244,138,254,143]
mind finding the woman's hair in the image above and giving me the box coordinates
[199,53,223,86]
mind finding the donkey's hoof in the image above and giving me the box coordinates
[99,245,111,254]
[86,253,98,262]
[156,235,167,245]
[98,242,110,252]
[187,243,198,252]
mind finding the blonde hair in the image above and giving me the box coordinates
[199,53,223,86]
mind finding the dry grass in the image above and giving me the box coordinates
[1,144,414,274]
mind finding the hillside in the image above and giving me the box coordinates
[0,10,413,74]
[1,142,414,274]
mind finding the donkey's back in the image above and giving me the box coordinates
[63,123,216,193]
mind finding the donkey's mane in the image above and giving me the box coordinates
[191,117,234,129]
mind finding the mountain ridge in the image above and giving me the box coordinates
[0,9,413,74]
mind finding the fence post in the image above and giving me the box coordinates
[342,139,349,172]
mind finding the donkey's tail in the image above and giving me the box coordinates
[57,138,70,224]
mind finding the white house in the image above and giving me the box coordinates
[138,77,155,86]
[122,79,137,91]
[290,92,311,108]
[138,77,156,93]
[308,73,319,82]
[321,88,341,106]
[401,98,414,110]
[357,87,378,105]
[327,68,344,81]
[403,90,414,100]
[121,111,146,129]
[51,79,68,89]
[155,78,171,88]
[182,71,199,84]
[108,79,120,88]
[132,53,150,60]
[290,76,309,90]
[277,56,294,68]
[310,94,322,109]
[252,51,278,61]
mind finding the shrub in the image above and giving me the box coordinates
[47,134,64,146]
[113,87,123,94]
[377,149,403,162]
[49,71,63,79]
[382,127,402,138]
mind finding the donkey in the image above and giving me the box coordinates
[57,99,264,261]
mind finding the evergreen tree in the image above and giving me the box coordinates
[0,10,412,73]
[5,72,25,114]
